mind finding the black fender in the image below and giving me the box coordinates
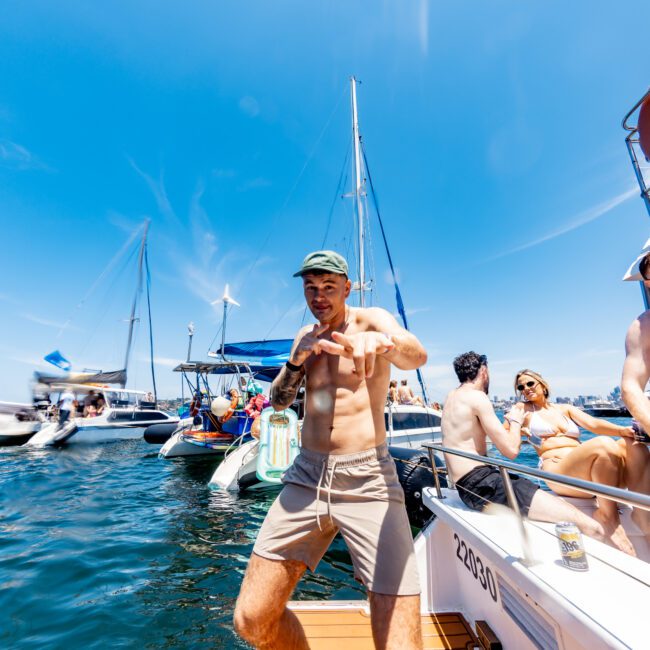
[143,422,179,444]
[389,445,447,529]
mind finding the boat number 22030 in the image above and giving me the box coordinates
[453,533,498,602]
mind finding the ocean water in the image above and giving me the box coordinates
[0,440,363,649]
[0,418,630,648]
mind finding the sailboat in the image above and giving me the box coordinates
[210,77,442,491]
[25,222,178,447]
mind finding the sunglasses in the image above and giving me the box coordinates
[517,380,538,391]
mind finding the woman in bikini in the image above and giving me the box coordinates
[505,369,637,555]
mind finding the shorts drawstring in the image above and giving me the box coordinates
[315,461,327,531]
[315,457,338,531]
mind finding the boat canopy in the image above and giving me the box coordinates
[33,369,127,387]
[173,361,281,382]
[220,339,292,359]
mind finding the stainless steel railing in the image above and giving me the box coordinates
[423,442,650,565]
[422,442,650,511]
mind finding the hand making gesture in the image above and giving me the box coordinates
[289,323,330,366]
[318,331,395,378]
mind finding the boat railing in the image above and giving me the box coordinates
[422,442,650,564]
[423,442,650,511]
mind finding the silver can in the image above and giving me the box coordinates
[555,522,589,571]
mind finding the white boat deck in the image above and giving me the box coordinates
[423,487,649,649]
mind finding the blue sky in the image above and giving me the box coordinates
[1,1,649,403]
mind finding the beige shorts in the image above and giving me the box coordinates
[253,443,420,596]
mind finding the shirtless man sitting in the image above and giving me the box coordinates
[441,351,605,541]
[234,250,428,650]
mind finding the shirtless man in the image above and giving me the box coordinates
[620,242,650,538]
[234,250,428,650]
[441,351,605,540]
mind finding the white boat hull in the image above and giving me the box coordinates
[0,415,41,446]
[24,421,79,447]
[209,439,261,490]
[159,431,232,458]
[416,487,650,649]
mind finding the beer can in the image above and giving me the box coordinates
[632,420,650,444]
[555,522,588,571]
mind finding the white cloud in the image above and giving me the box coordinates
[154,356,181,368]
[126,156,179,226]
[418,0,429,55]
[20,312,81,331]
[0,139,50,171]
[482,186,638,263]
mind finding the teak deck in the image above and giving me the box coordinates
[289,602,480,649]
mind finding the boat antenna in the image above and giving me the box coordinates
[211,284,240,360]
[622,87,650,309]
[350,76,369,307]
[186,321,195,362]
[122,219,150,386]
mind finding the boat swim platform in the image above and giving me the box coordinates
[288,601,486,649]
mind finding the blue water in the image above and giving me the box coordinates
[0,418,630,648]
[0,440,363,649]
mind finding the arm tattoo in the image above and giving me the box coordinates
[271,365,305,410]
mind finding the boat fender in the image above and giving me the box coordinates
[143,422,179,444]
[220,395,239,423]
[389,446,447,530]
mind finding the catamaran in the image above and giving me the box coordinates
[24,221,177,447]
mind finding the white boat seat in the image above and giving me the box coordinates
[421,486,650,650]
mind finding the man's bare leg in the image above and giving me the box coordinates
[527,489,614,543]
[233,553,308,650]
[368,591,422,650]
[620,438,650,539]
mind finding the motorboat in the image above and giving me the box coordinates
[0,401,43,446]
[581,399,627,418]
[286,442,650,648]
[25,221,174,448]
[159,354,288,459]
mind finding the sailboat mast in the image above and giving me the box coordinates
[123,220,149,379]
[351,76,366,307]
[220,301,228,360]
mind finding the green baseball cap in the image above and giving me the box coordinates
[293,250,349,278]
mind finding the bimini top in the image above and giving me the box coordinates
[173,361,282,382]
[210,339,292,368]
[34,369,127,387]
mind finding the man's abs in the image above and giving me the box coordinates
[301,344,390,454]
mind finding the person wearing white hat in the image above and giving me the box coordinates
[620,239,650,541]
[622,237,650,282]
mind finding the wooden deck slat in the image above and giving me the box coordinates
[301,621,471,638]
[291,607,479,649]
